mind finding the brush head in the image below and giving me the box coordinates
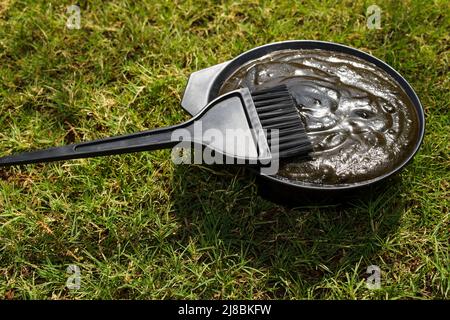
[251,84,313,159]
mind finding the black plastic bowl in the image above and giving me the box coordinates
[181,41,425,203]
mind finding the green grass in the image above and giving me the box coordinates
[0,0,448,299]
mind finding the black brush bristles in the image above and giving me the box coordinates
[251,85,313,159]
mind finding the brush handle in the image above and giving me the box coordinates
[0,88,267,166]
[0,121,192,166]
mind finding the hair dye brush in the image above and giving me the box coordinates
[0,85,312,167]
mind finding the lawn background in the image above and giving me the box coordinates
[0,0,448,299]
